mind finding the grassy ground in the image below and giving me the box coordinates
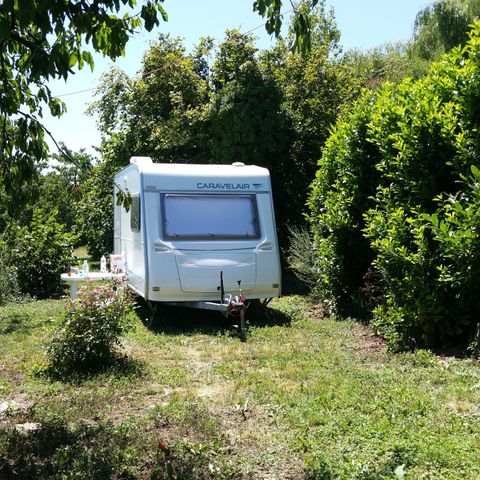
[0,296,479,479]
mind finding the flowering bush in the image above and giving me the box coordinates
[47,278,134,375]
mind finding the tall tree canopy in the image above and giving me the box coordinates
[0,0,319,198]
[84,2,345,252]
[411,0,480,60]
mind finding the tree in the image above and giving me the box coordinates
[209,59,293,243]
[258,2,354,236]
[210,29,258,91]
[89,34,210,165]
[39,146,94,232]
[340,43,419,88]
[0,0,167,196]
[410,0,480,61]
[76,162,117,259]
[0,0,319,197]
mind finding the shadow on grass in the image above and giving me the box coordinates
[0,417,142,480]
[136,298,292,337]
[0,417,238,480]
[0,312,32,335]
[38,354,147,385]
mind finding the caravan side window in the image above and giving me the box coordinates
[130,195,141,232]
[162,194,260,240]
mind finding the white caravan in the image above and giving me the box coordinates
[113,157,281,332]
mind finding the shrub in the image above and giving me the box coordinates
[0,253,23,305]
[287,227,320,293]
[364,24,480,350]
[309,21,480,351]
[307,91,380,317]
[4,208,76,299]
[47,278,134,375]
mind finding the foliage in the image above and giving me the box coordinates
[46,279,134,376]
[307,91,380,316]
[0,168,42,233]
[365,25,480,350]
[39,145,94,234]
[209,57,295,242]
[287,227,320,291]
[210,29,257,90]
[76,162,116,259]
[411,0,480,61]
[341,43,426,88]
[89,35,209,164]
[265,2,344,169]
[0,0,167,196]
[1,209,76,299]
[258,3,359,241]
[254,0,321,55]
[130,35,210,162]
[309,20,480,350]
[209,60,289,167]
[0,254,23,306]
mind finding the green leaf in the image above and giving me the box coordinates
[68,53,78,68]
[158,5,168,22]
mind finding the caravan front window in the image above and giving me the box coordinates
[162,194,260,240]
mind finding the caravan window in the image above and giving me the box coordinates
[130,195,141,232]
[162,194,260,239]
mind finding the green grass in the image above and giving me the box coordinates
[72,246,89,261]
[0,296,479,478]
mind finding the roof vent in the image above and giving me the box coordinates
[130,156,153,166]
[232,162,245,167]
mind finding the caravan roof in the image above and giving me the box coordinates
[120,158,272,194]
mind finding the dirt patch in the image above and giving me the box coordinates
[210,402,305,479]
[304,302,326,321]
[196,384,226,400]
[304,301,388,363]
[0,393,34,416]
[348,322,388,362]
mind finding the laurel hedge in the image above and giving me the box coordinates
[308,21,480,352]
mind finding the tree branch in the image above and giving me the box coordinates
[16,110,130,204]
[9,31,44,52]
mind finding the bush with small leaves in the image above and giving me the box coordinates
[3,208,76,299]
[0,253,23,305]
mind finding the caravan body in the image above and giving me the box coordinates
[113,157,281,303]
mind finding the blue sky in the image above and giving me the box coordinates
[43,0,428,156]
